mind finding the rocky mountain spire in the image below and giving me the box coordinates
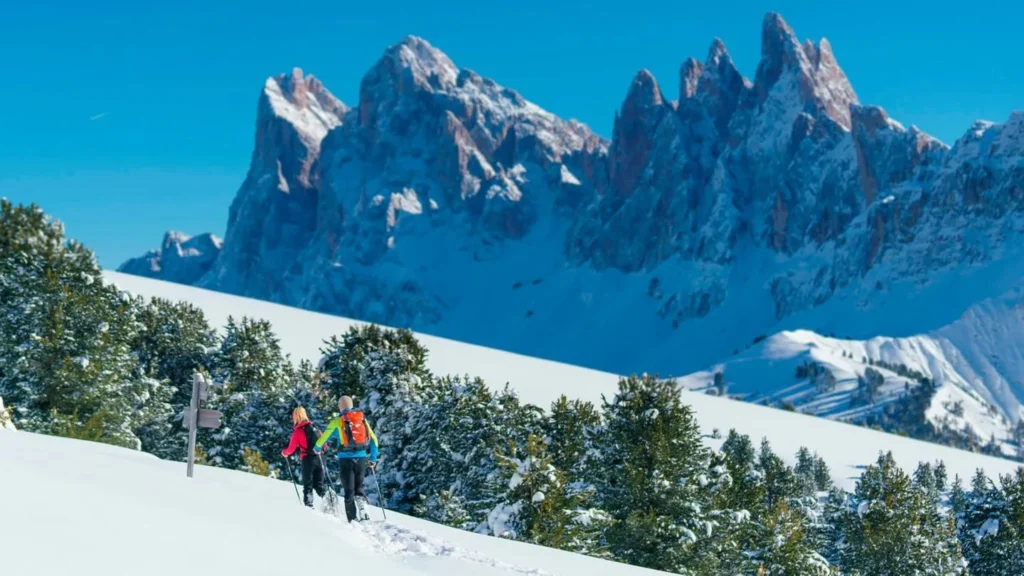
[609,70,669,196]
[693,38,748,136]
[199,69,348,298]
[750,12,858,129]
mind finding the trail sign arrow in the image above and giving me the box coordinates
[197,409,223,429]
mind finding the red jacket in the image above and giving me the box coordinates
[281,421,316,459]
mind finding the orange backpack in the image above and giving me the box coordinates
[341,410,371,451]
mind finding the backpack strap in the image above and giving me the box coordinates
[303,423,321,457]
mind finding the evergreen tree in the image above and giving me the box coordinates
[545,396,603,487]
[758,439,799,509]
[752,500,832,576]
[206,317,292,471]
[0,200,172,449]
[717,435,831,575]
[960,468,1024,575]
[836,452,965,575]
[132,297,217,460]
[317,324,429,408]
[487,434,610,556]
[599,374,723,574]
[407,375,535,530]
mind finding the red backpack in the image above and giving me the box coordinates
[341,409,371,451]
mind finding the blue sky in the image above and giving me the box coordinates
[1,0,1020,268]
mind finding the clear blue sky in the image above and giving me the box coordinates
[1,0,1020,268]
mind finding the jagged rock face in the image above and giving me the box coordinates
[121,13,1024,385]
[569,12,866,273]
[200,69,348,298]
[272,37,607,324]
[118,231,222,285]
[325,36,605,249]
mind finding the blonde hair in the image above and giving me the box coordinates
[339,396,354,410]
[292,406,310,425]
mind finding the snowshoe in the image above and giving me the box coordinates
[321,489,340,516]
[354,496,371,521]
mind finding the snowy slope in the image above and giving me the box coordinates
[0,429,662,576]
[103,271,1022,490]
[678,288,1024,457]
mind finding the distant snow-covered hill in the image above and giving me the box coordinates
[679,289,1024,458]
[118,12,1024,452]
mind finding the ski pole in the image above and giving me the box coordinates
[283,457,302,503]
[370,466,388,520]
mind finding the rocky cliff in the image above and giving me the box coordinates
[121,13,1024,429]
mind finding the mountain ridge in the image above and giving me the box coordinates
[118,12,1024,451]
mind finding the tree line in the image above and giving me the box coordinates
[2,199,1023,575]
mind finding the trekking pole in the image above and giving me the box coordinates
[370,466,388,520]
[318,452,340,513]
[283,457,302,504]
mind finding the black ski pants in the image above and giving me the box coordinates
[301,454,325,508]
[338,457,368,521]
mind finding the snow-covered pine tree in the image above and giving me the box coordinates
[716,432,831,574]
[486,434,610,556]
[0,200,99,432]
[132,297,217,460]
[715,429,764,561]
[0,200,172,449]
[758,439,800,510]
[407,375,532,531]
[837,452,965,575]
[960,468,1024,575]
[599,374,723,574]
[751,499,832,576]
[206,316,291,471]
[317,324,429,409]
[545,396,604,487]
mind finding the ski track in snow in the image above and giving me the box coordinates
[344,519,549,575]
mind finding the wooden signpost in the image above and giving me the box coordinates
[184,373,223,478]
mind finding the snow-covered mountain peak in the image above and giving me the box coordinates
[388,35,460,90]
[162,230,191,248]
[679,58,703,100]
[707,37,730,63]
[118,230,223,285]
[945,111,1024,171]
[161,230,223,255]
[356,35,603,163]
[262,68,346,147]
[753,12,857,129]
[624,69,665,108]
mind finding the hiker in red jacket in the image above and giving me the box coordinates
[282,406,326,507]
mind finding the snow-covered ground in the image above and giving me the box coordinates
[0,429,661,576]
[104,271,1022,490]
[678,289,1024,457]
